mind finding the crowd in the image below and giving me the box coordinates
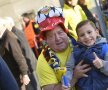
[0,0,108,90]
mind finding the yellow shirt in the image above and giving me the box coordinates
[63,4,87,40]
[36,45,72,87]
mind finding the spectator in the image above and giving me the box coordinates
[0,18,30,89]
[78,0,96,23]
[4,17,41,90]
[63,0,87,40]
[36,6,91,90]
[22,13,40,59]
[78,0,103,36]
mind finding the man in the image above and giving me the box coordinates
[36,6,91,90]
[63,0,87,40]
[0,18,30,89]
[4,17,41,90]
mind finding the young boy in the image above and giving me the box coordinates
[65,20,108,90]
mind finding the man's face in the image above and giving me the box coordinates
[46,25,69,52]
[77,23,99,46]
[68,0,78,6]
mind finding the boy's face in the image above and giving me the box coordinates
[46,25,69,52]
[77,23,99,46]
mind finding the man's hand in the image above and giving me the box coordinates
[93,52,103,69]
[73,60,91,79]
[22,74,30,85]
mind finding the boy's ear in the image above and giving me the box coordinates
[96,29,100,36]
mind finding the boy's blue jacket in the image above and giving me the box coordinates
[73,37,108,90]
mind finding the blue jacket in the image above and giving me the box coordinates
[0,56,19,90]
[73,37,108,90]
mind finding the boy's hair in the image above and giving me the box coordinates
[76,20,97,33]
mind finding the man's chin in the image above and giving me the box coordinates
[55,47,67,52]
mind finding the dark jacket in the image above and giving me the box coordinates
[0,30,28,86]
[0,56,19,90]
[12,26,37,72]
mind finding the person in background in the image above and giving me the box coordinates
[22,13,40,59]
[36,6,91,90]
[78,0,96,23]
[4,17,41,90]
[66,20,108,90]
[78,0,103,36]
[0,56,19,90]
[0,18,30,89]
[63,0,87,41]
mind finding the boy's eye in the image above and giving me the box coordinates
[79,33,85,37]
[87,31,92,34]
[80,34,84,37]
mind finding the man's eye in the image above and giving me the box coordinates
[58,31,64,34]
[59,32,63,34]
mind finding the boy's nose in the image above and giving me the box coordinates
[84,34,89,39]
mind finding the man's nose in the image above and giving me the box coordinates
[55,33,60,40]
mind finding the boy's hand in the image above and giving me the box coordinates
[93,52,103,69]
